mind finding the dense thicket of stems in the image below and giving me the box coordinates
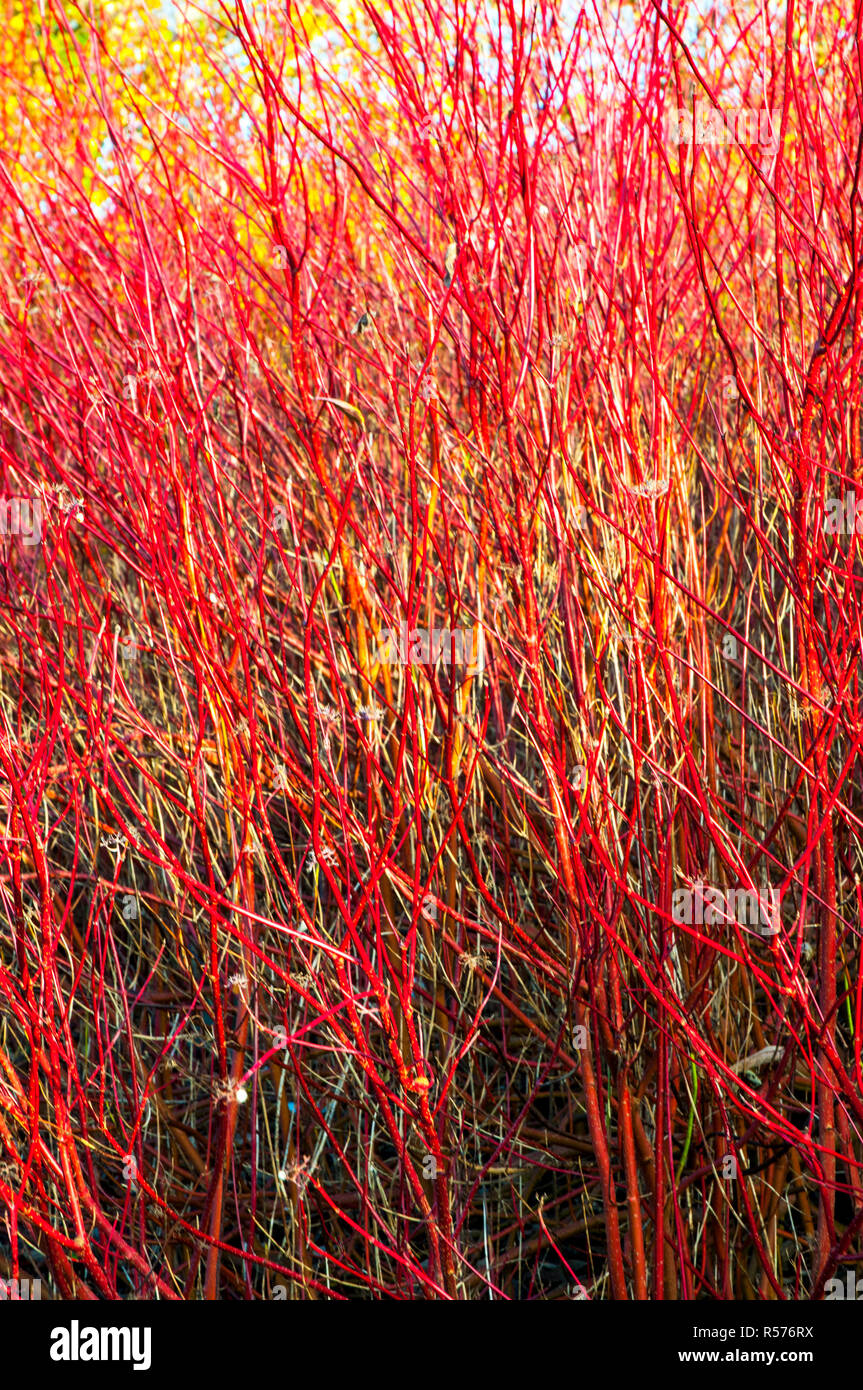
[0,0,861,1299]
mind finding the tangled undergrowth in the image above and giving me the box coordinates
[0,0,862,1300]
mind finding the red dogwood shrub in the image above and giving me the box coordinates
[0,0,861,1302]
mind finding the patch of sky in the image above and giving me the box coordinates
[153,0,181,33]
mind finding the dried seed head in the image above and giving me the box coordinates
[443,241,457,287]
